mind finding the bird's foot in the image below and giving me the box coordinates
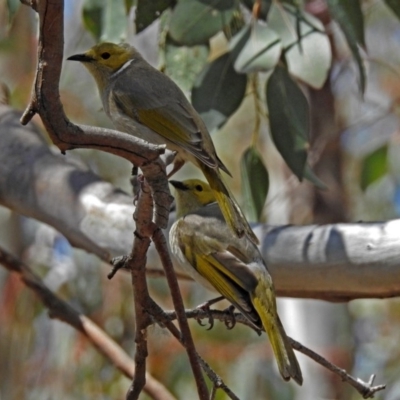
[195,296,224,330]
[223,305,237,330]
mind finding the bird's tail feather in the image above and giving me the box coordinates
[199,163,259,245]
[252,293,303,385]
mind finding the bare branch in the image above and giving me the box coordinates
[0,246,175,400]
[290,339,386,399]
[152,228,209,399]
[20,0,172,229]
[162,307,386,399]
[124,178,154,399]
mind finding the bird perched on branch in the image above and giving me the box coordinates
[67,42,258,244]
[169,179,303,385]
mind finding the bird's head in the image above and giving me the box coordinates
[170,179,216,217]
[67,42,138,89]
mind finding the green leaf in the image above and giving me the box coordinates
[229,24,251,59]
[136,0,175,33]
[82,0,104,40]
[241,0,272,19]
[234,21,281,73]
[361,146,388,191]
[267,4,331,89]
[326,0,366,93]
[192,52,247,132]
[241,147,269,221]
[6,0,20,25]
[102,0,127,42]
[164,41,209,95]
[384,0,400,21]
[266,66,309,180]
[169,0,237,46]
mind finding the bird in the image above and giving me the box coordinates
[169,179,303,385]
[67,42,258,245]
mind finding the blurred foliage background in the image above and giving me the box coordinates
[1,0,400,399]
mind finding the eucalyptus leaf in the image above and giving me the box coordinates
[192,52,247,132]
[266,66,309,180]
[384,0,400,21]
[6,0,20,25]
[82,0,104,40]
[169,0,237,46]
[135,0,175,33]
[234,21,282,73]
[267,4,331,89]
[361,146,388,191]
[241,147,269,221]
[326,0,366,93]
[229,24,251,59]
[164,42,209,96]
[102,0,127,42]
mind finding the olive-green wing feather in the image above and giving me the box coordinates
[112,65,219,169]
[176,219,260,326]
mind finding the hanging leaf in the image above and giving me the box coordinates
[361,146,388,191]
[135,0,175,33]
[234,21,282,74]
[102,0,127,42]
[192,52,247,132]
[267,4,331,89]
[266,66,309,180]
[169,0,238,46]
[229,24,251,59]
[384,0,400,21]
[164,41,209,95]
[82,0,128,41]
[326,0,366,93]
[82,0,104,40]
[6,0,20,25]
[241,147,269,221]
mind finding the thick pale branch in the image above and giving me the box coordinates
[260,222,400,300]
[2,105,400,299]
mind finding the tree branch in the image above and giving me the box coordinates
[20,0,172,229]
[152,226,209,399]
[0,246,175,400]
[160,308,386,399]
[124,178,154,399]
[2,102,400,300]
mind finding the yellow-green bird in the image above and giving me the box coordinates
[67,42,258,244]
[169,179,303,385]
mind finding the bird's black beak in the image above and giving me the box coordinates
[169,180,188,191]
[67,53,94,62]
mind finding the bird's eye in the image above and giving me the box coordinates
[195,185,203,192]
[101,52,111,60]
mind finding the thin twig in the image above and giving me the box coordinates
[0,246,175,400]
[152,228,209,399]
[162,307,386,399]
[143,298,240,400]
[125,178,155,400]
[290,338,386,399]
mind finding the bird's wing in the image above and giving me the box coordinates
[112,68,218,169]
[175,216,260,326]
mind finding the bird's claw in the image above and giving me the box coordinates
[224,305,237,330]
[195,298,221,330]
